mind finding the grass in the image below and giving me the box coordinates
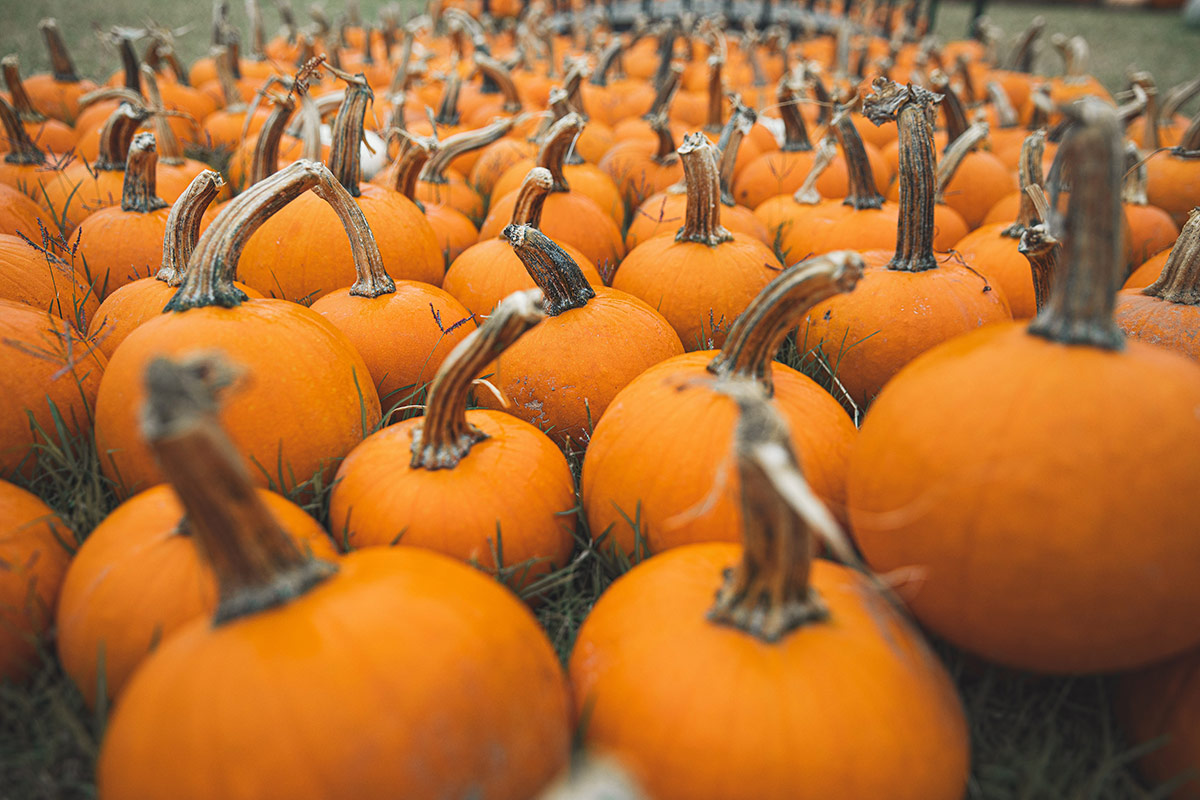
[2,0,1195,797]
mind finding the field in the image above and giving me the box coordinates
[2,1,1198,798]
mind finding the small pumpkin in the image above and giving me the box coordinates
[1114,208,1200,362]
[18,19,98,124]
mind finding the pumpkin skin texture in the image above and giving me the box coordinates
[569,547,969,800]
[56,485,337,709]
[849,323,1200,673]
[0,232,98,329]
[99,549,572,800]
[0,479,71,684]
[1116,647,1200,799]
[1113,211,1200,362]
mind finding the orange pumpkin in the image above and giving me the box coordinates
[0,232,97,330]
[847,99,1200,674]
[330,290,575,588]
[583,251,862,558]
[18,20,98,124]
[1121,141,1182,269]
[93,161,382,499]
[571,387,969,800]
[1114,208,1200,362]
[96,352,571,800]
[0,55,77,156]
[0,96,52,200]
[0,479,71,683]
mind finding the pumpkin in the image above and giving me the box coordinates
[1114,208,1200,362]
[599,110,686,211]
[0,96,51,200]
[18,19,98,124]
[57,483,336,708]
[570,385,969,800]
[0,232,98,330]
[1116,646,1200,800]
[411,116,515,222]
[753,135,840,261]
[613,133,780,350]
[1120,140,1180,271]
[800,79,1011,407]
[330,289,575,588]
[579,38,656,127]
[96,352,571,800]
[0,298,106,478]
[137,67,221,203]
[238,77,444,301]
[847,99,1200,674]
[445,167,602,315]
[93,160,382,499]
[482,225,682,449]
[199,46,271,151]
[0,479,71,684]
[0,55,77,156]
[583,251,862,559]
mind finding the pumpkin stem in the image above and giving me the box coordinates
[832,110,885,210]
[706,382,841,643]
[247,90,298,188]
[95,103,151,172]
[930,71,969,147]
[503,224,595,316]
[537,112,584,193]
[141,353,337,625]
[434,69,462,127]
[954,54,978,106]
[717,102,756,207]
[1174,110,1200,154]
[121,133,169,214]
[999,130,1047,240]
[863,78,943,273]
[676,133,732,247]
[545,89,585,166]
[0,96,44,167]
[935,120,988,202]
[1122,141,1151,207]
[213,45,245,111]
[1163,73,1200,121]
[1018,213,1059,315]
[117,35,141,93]
[508,168,554,230]
[327,76,374,196]
[1143,209,1200,305]
[1,56,45,123]
[158,170,223,286]
[389,133,435,208]
[644,62,683,121]
[422,116,516,185]
[561,60,589,120]
[244,0,268,60]
[39,19,80,82]
[1028,99,1126,350]
[790,135,836,206]
[649,111,679,165]
[388,28,416,96]
[140,65,187,166]
[705,51,725,134]
[589,38,621,88]
[473,53,521,114]
[1128,71,1161,152]
[709,252,864,394]
[410,289,543,470]
[1052,34,1091,83]
[777,77,814,153]
[1005,15,1044,73]
[986,81,1019,129]
[168,160,339,310]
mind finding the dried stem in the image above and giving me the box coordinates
[157,170,224,285]
[421,116,516,184]
[95,103,151,171]
[832,111,884,210]
[1143,209,1200,305]
[120,132,169,214]
[1003,130,1047,238]
[508,168,554,229]
[0,96,44,167]
[503,224,595,316]
[536,112,584,193]
[676,133,732,247]
[39,19,79,82]
[777,77,813,153]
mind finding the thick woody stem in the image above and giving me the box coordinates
[473,53,521,113]
[248,92,297,187]
[0,97,44,166]
[389,133,434,206]
[1005,16,1044,73]
[930,71,969,146]
[955,54,978,106]
[39,19,79,82]
[1129,71,1161,152]
[327,77,374,196]
[590,38,622,87]
[791,136,837,205]
[1175,110,1200,154]
[649,111,678,164]
[120,133,169,214]
[1143,210,1200,305]
[1122,141,1150,206]
[536,112,584,192]
[508,168,554,229]
[410,290,545,470]
[806,67,834,128]
[717,103,756,206]
[936,120,988,202]
[95,103,151,171]
[544,89,584,167]
[422,116,516,184]
[141,353,337,625]
[1163,74,1200,121]
[706,383,837,643]
[562,60,589,119]
[435,69,462,127]
[140,66,186,165]
[1002,130,1047,238]
[676,133,732,247]
[119,36,141,92]
[213,46,245,111]
[709,252,864,394]
[1,56,45,122]
[503,224,596,316]
[705,52,725,134]
[1028,99,1126,350]
[1018,216,1059,314]
[243,0,267,59]
[832,111,885,210]
[644,62,683,120]
[863,78,943,272]
[988,81,1019,128]
[652,24,678,92]
[777,78,814,153]
[388,28,415,95]
[158,170,223,285]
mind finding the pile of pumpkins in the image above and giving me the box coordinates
[2,0,1200,797]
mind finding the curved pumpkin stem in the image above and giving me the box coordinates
[1005,15,1044,73]
[717,101,756,207]
[422,116,516,185]
[709,252,864,395]
[1,55,45,123]
[589,38,622,88]
[791,135,837,206]
[157,169,224,286]
[1128,71,1161,152]
[987,81,1019,129]
[140,65,187,166]
[676,133,732,247]
[0,97,44,167]
[1163,73,1200,122]
[1122,141,1151,207]
[929,71,969,147]
[39,19,80,82]
[1028,99,1126,350]
[1143,209,1200,305]
[96,103,151,172]
[434,69,462,127]
[213,45,245,111]
[832,111,884,210]
[705,50,725,134]
[247,89,298,188]
[503,224,595,316]
[644,62,683,121]
[935,120,988,202]
[141,352,337,625]
[508,168,554,230]
[389,133,435,208]
[473,53,521,114]
[121,132,169,214]
[648,111,679,166]
[1173,110,1200,155]
[1003,130,1046,239]
[863,78,942,272]
[706,382,843,642]
[327,76,374,196]
[1018,213,1059,315]
[777,77,814,153]
[410,289,544,470]
[536,112,584,193]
